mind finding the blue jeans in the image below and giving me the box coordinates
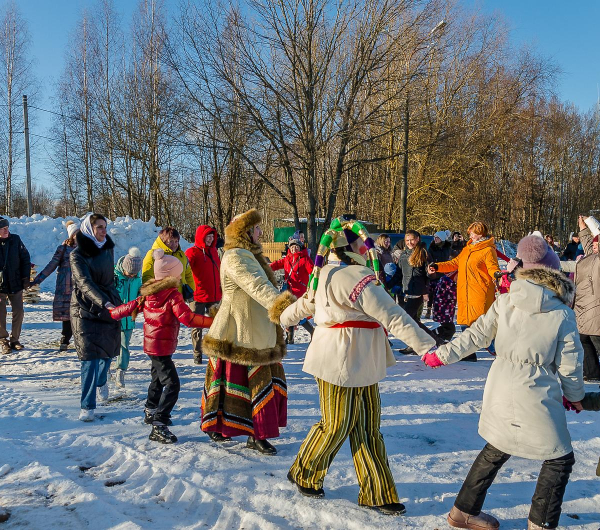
[81,358,110,410]
[116,329,133,370]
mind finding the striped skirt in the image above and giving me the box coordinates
[201,357,287,440]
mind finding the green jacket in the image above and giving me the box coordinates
[114,256,142,331]
[142,236,195,293]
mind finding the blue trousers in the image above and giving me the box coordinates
[81,358,110,410]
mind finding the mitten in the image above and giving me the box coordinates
[422,348,444,368]
[562,396,581,413]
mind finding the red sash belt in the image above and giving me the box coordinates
[331,320,381,329]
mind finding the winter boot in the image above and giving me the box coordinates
[149,424,178,444]
[10,341,24,350]
[207,431,232,442]
[447,506,499,529]
[59,342,69,352]
[79,409,95,422]
[527,521,544,530]
[247,436,277,455]
[1,340,11,355]
[144,409,172,426]
[300,321,314,338]
[362,503,406,516]
[287,471,325,498]
[193,352,203,365]
[285,327,295,345]
[115,369,125,389]
[97,384,109,403]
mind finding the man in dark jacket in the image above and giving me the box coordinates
[0,217,31,354]
[561,233,581,261]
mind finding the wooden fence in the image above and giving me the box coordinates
[262,242,286,262]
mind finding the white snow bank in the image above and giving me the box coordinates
[5,214,190,287]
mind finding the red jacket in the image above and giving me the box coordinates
[110,277,213,356]
[185,225,222,303]
[270,248,314,298]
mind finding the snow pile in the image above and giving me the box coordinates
[5,214,190,288]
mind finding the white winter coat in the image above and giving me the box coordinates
[280,261,436,387]
[436,267,585,460]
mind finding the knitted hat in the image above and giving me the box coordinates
[434,231,447,242]
[65,220,79,238]
[0,217,9,229]
[153,248,183,279]
[516,235,560,270]
[122,247,143,275]
[307,216,380,301]
[288,238,302,249]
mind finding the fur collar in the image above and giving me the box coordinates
[140,276,180,296]
[515,267,575,305]
[75,230,115,257]
[223,208,278,287]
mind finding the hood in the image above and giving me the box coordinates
[509,267,575,313]
[224,208,262,254]
[194,225,217,249]
[151,235,180,255]
[140,276,180,297]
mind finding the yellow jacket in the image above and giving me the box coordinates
[142,236,195,293]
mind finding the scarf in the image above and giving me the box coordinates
[81,214,106,249]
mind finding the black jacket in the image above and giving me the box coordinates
[427,241,452,280]
[0,234,31,294]
[389,247,429,296]
[70,231,122,361]
[561,241,579,261]
[450,240,465,259]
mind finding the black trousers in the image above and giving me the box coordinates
[145,355,180,425]
[191,301,213,360]
[400,296,443,345]
[61,320,73,344]
[455,443,575,529]
[579,333,600,380]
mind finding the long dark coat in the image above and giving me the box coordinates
[34,243,75,321]
[0,234,31,294]
[70,231,122,361]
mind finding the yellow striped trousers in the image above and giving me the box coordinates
[288,378,399,506]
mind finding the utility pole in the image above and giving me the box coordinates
[23,95,33,216]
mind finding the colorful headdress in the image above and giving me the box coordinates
[306,216,380,301]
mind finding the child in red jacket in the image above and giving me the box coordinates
[111,248,213,444]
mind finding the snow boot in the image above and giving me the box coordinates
[97,384,109,403]
[59,342,69,352]
[207,431,232,442]
[115,369,125,389]
[1,340,11,355]
[287,471,325,498]
[362,503,406,516]
[247,436,277,455]
[527,521,544,530]
[193,351,203,365]
[149,424,178,444]
[285,327,295,345]
[144,409,172,426]
[79,409,95,422]
[10,341,24,351]
[447,506,499,529]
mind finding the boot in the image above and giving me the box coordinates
[1,340,11,355]
[193,351,203,365]
[144,409,172,426]
[59,342,69,352]
[447,506,500,529]
[527,520,544,530]
[78,409,95,422]
[115,369,125,389]
[285,327,294,345]
[247,436,277,455]
[362,503,406,516]
[287,471,325,498]
[97,384,109,403]
[10,341,24,350]
[207,431,232,442]
[149,424,178,444]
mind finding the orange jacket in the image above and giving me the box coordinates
[436,237,500,326]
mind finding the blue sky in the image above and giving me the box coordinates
[12,0,600,191]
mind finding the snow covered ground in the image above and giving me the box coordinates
[0,294,599,529]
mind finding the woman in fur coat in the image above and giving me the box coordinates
[423,234,584,530]
[201,209,295,455]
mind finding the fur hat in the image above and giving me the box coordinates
[153,248,183,280]
[65,220,79,239]
[517,235,560,270]
[122,247,143,275]
[434,231,447,242]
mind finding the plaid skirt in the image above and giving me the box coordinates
[201,357,287,440]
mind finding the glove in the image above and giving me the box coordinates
[493,270,504,280]
[422,348,445,368]
[562,396,581,414]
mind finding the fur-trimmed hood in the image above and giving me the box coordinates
[513,267,575,308]
[140,276,180,296]
[224,208,263,254]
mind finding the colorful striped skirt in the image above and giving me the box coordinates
[201,357,287,440]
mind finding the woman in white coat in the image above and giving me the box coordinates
[281,217,436,517]
[423,234,585,530]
